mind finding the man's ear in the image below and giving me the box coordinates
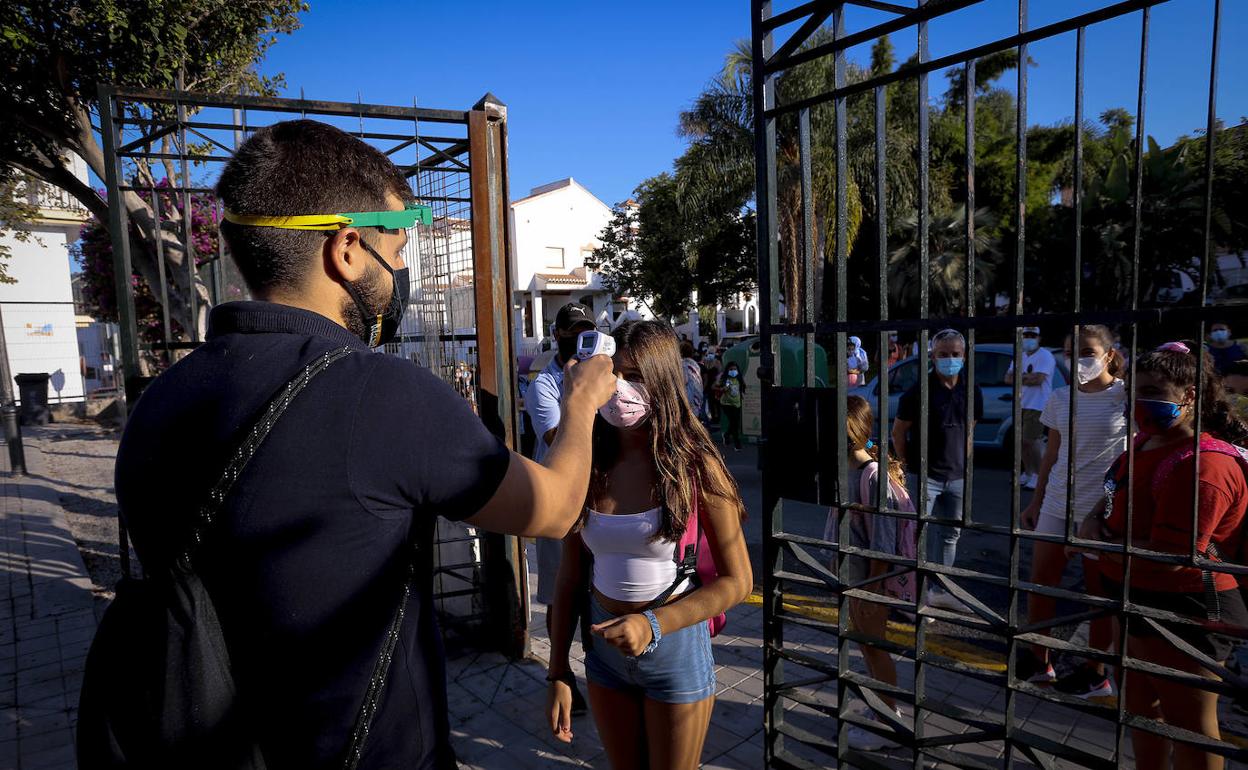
[323,227,367,283]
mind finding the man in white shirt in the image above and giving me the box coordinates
[1005,326,1056,489]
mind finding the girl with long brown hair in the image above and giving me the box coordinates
[824,395,916,751]
[545,321,753,769]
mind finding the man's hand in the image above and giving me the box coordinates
[562,354,616,411]
[547,677,574,743]
[590,614,654,657]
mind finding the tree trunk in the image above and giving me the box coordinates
[70,103,210,341]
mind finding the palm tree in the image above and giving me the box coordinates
[887,205,1001,318]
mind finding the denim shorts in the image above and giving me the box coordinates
[584,595,717,704]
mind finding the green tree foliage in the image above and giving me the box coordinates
[0,1,306,337]
[592,174,756,321]
[678,29,1245,325]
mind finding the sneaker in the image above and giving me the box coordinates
[1016,649,1057,684]
[1022,472,1038,490]
[1054,667,1115,700]
[926,589,967,613]
[845,708,902,751]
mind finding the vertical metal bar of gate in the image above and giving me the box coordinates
[752,1,784,764]
[98,86,136,578]
[468,94,528,659]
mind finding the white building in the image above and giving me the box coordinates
[510,178,618,356]
[0,167,91,404]
[508,178,759,355]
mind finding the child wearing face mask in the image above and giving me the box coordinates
[1221,359,1248,422]
[1019,325,1128,697]
[546,321,753,769]
[717,363,746,451]
[1076,342,1248,770]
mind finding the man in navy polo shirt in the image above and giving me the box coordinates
[891,329,983,611]
[113,120,615,769]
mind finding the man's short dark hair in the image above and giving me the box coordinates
[216,120,413,294]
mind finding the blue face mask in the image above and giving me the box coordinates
[1211,329,1231,343]
[935,357,964,377]
[1022,338,1039,354]
[1134,399,1184,435]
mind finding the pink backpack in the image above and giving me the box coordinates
[1149,435,1248,596]
[823,462,918,603]
[642,481,728,637]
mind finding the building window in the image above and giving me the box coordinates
[545,247,565,268]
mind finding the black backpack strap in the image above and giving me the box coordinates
[343,558,414,770]
[637,506,699,616]
[182,345,355,569]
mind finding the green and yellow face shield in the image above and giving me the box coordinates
[222,202,433,232]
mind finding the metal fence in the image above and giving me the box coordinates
[98,87,528,656]
[751,1,1247,767]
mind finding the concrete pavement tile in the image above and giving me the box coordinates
[17,724,72,755]
[711,688,764,739]
[457,669,508,706]
[701,720,747,761]
[15,663,61,691]
[920,709,971,737]
[15,622,55,647]
[16,708,67,738]
[15,647,59,673]
[448,721,503,764]
[716,664,755,691]
[22,692,67,713]
[445,680,484,722]
[727,673,764,700]
[0,738,15,767]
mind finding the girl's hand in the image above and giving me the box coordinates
[547,677,574,743]
[590,613,654,657]
[1021,499,1041,531]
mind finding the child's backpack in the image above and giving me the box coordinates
[823,461,918,603]
[640,481,728,637]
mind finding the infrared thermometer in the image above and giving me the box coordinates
[575,330,616,360]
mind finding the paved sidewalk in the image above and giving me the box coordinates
[0,441,96,770]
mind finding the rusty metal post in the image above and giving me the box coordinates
[468,93,528,659]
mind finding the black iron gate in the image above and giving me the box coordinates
[98,87,528,657]
[752,1,1247,767]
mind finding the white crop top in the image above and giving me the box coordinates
[580,507,691,603]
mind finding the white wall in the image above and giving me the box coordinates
[0,225,86,402]
[511,181,613,292]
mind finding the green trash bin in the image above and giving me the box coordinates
[716,336,828,442]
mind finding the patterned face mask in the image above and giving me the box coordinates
[598,377,651,429]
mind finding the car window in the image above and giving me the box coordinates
[975,352,1011,388]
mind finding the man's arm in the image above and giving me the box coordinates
[467,356,615,538]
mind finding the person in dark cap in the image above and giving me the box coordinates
[526,302,597,714]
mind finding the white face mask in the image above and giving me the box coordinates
[1077,356,1105,385]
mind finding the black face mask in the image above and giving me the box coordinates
[343,238,409,347]
[557,334,579,362]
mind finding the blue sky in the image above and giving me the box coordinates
[257,0,1243,208]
